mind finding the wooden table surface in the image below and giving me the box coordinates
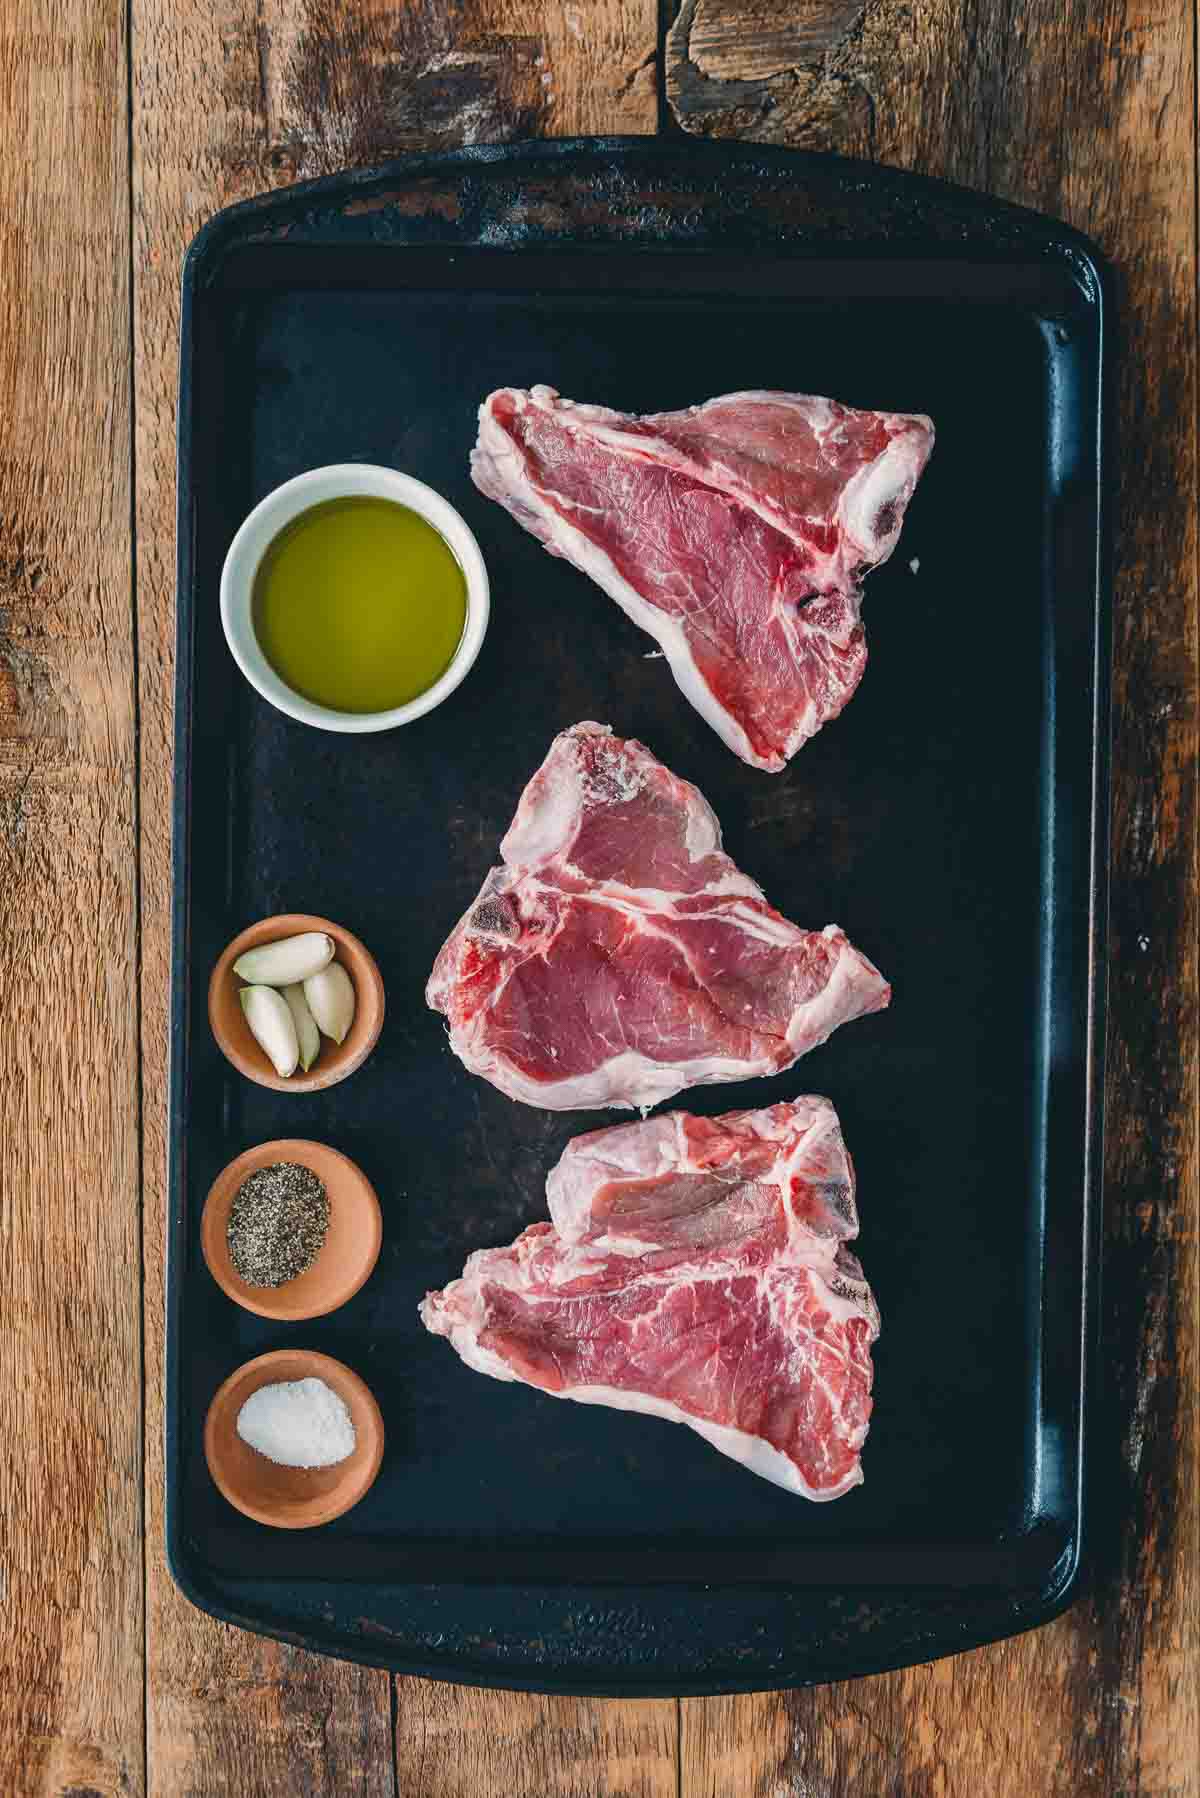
[1,0,1195,1792]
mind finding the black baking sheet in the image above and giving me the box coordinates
[169,140,1109,1693]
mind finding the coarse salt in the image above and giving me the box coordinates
[236,1376,356,1468]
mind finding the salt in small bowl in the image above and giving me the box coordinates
[204,1348,384,1529]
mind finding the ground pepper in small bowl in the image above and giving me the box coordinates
[201,1138,382,1320]
[226,1161,329,1288]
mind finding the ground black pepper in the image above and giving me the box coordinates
[227,1161,329,1287]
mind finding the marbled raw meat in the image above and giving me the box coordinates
[421,1097,879,1500]
[427,722,889,1111]
[472,385,934,770]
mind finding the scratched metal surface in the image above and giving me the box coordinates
[169,140,1110,1692]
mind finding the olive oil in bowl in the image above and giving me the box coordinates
[252,496,468,715]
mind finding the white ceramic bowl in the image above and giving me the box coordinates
[220,464,490,734]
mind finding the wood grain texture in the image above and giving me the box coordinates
[392,1686,679,1796]
[216,0,655,196]
[130,3,661,1793]
[0,1,143,1793]
[146,1643,395,1797]
[670,1,1200,1795]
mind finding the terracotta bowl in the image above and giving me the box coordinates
[208,911,384,1092]
[204,1348,385,1529]
[201,1139,382,1321]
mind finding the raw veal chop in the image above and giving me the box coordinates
[472,385,934,770]
[421,1097,879,1500]
[427,722,889,1110]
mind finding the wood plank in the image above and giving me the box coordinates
[0,1,143,1793]
[392,1686,679,1796]
[670,0,1199,1793]
[147,1646,395,1796]
[131,2,665,1791]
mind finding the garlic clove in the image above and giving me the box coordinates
[233,931,335,988]
[239,984,300,1077]
[303,961,356,1046]
[281,982,321,1072]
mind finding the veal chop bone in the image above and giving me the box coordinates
[426,722,889,1111]
[471,385,934,771]
[421,1097,879,1500]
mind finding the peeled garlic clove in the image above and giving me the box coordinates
[233,931,335,988]
[304,961,356,1045]
[239,984,300,1077]
[281,982,321,1072]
